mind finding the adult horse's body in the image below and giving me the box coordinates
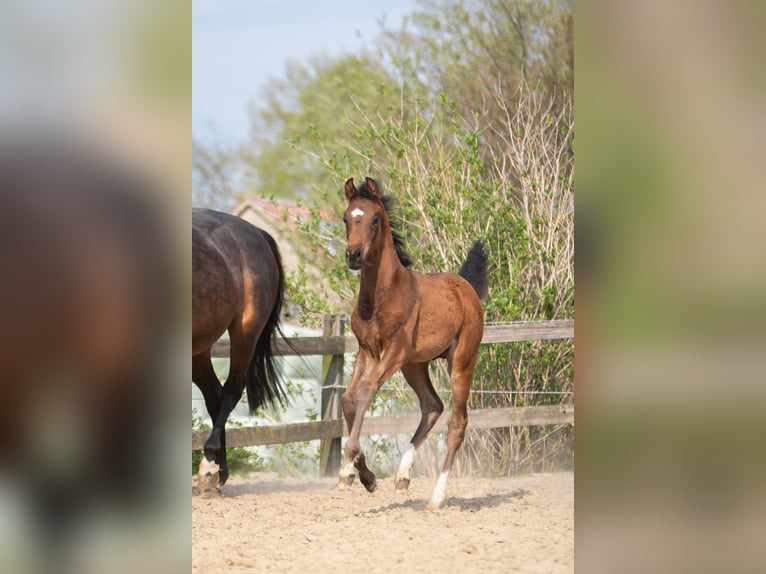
[192,208,288,491]
[0,139,175,564]
[339,177,488,510]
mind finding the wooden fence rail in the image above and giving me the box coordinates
[192,404,574,450]
[195,316,574,476]
[209,319,575,358]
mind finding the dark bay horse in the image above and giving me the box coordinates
[192,208,289,491]
[339,177,488,511]
[0,139,176,562]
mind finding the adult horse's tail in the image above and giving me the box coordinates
[459,241,489,300]
[245,229,291,413]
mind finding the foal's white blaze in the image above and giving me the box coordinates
[396,444,417,481]
[428,471,451,511]
[350,208,365,218]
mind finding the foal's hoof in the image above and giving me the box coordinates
[359,469,378,493]
[362,479,378,493]
[426,494,446,512]
[395,477,410,494]
[338,474,355,490]
[425,501,441,513]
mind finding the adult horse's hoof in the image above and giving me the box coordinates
[395,477,410,494]
[196,471,220,493]
[197,457,221,492]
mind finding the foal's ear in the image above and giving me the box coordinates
[364,177,381,200]
[344,177,358,201]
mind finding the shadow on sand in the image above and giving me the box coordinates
[363,488,529,514]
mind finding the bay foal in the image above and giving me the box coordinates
[339,177,488,510]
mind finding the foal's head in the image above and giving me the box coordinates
[342,177,413,270]
[342,177,389,270]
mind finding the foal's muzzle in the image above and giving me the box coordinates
[346,247,363,270]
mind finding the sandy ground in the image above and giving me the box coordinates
[192,470,573,573]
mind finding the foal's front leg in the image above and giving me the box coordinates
[338,352,370,489]
[338,351,402,492]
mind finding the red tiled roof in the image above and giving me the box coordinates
[231,196,339,229]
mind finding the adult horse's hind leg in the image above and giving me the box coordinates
[192,352,227,491]
[204,324,259,487]
[395,362,444,494]
[427,341,479,511]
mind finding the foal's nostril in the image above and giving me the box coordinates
[346,247,362,267]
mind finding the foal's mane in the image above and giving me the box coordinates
[356,179,414,268]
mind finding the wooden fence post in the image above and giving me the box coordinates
[318,314,345,477]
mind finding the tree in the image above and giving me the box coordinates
[193,0,574,474]
[242,54,404,202]
[192,137,239,210]
[382,0,573,145]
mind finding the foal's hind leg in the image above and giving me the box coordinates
[395,362,444,494]
[427,345,479,511]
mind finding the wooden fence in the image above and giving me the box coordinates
[193,316,574,476]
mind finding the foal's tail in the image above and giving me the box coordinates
[459,241,489,300]
[245,230,292,413]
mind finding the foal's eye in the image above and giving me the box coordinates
[371,213,380,226]
[342,214,348,225]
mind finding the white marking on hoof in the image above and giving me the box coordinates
[427,471,450,511]
[197,473,220,493]
[198,456,219,477]
[395,445,417,484]
[338,462,356,489]
[196,457,220,492]
[350,208,365,218]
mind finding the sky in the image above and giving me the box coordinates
[193,0,418,146]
